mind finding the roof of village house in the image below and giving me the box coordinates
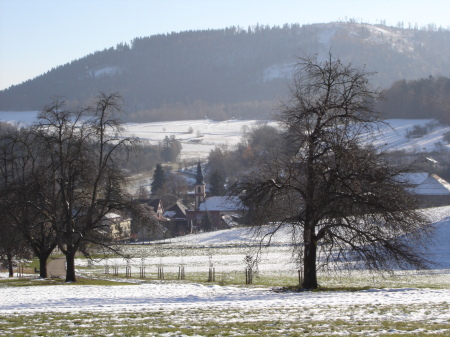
[399,172,429,185]
[414,174,450,195]
[199,196,242,212]
[164,201,188,219]
[401,172,450,196]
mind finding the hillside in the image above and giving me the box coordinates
[1,22,450,122]
[1,112,449,160]
[125,118,450,160]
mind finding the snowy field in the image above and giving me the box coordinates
[1,207,450,335]
[1,112,450,335]
[2,111,450,160]
[124,118,450,159]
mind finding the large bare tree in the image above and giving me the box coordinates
[231,54,432,289]
[0,127,57,278]
[34,93,140,282]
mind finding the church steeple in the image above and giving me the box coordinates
[194,162,206,211]
[195,162,204,184]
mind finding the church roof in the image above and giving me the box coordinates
[195,162,205,185]
[199,196,242,212]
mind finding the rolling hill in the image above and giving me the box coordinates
[1,22,450,122]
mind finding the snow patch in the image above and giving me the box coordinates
[263,63,294,82]
[87,66,120,78]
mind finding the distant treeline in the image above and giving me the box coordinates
[380,76,450,124]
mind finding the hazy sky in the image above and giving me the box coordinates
[1,0,449,90]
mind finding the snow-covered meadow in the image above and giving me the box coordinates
[1,207,450,335]
[2,110,450,159]
[124,118,450,159]
[1,113,450,335]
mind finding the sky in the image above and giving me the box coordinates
[0,0,449,91]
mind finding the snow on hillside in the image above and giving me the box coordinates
[1,112,450,159]
[0,110,38,124]
[124,119,277,159]
[373,119,450,152]
[123,118,450,159]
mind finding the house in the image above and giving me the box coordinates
[147,199,165,220]
[185,162,244,232]
[403,172,450,207]
[102,212,132,241]
[134,198,167,241]
[163,201,190,236]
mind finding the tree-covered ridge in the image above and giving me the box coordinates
[1,22,450,122]
[380,76,450,124]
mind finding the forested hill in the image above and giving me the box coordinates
[1,22,450,122]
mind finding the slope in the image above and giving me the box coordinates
[1,22,450,122]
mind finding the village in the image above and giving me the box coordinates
[2,3,450,334]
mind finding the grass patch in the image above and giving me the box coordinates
[0,276,136,287]
[277,285,376,292]
[1,306,449,336]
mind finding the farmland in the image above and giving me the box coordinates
[1,206,450,336]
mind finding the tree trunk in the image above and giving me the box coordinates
[65,251,76,282]
[7,253,14,277]
[39,256,48,278]
[302,227,318,289]
[38,251,52,279]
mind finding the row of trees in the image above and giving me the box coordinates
[380,76,450,124]
[0,93,156,282]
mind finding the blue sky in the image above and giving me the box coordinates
[0,0,449,90]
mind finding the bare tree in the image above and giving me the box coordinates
[0,209,28,277]
[34,93,139,282]
[0,127,57,278]
[231,54,432,289]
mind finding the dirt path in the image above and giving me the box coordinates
[47,257,66,278]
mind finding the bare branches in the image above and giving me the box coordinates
[231,54,432,289]
[0,93,138,282]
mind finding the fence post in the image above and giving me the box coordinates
[178,265,185,280]
[158,266,164,280]
[208,267,215,282]
[17,263,24,279]
[245,267,253,284]
[298,269,303,288]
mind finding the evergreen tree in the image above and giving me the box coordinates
[151,164,166,196]
[209,170,226,196]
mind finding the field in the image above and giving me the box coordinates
[2,111,450,159]
[1,206,450,336]
[1,115,450,335]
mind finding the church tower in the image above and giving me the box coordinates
[194,162,206,211]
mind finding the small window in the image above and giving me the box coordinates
[198,187,201,193]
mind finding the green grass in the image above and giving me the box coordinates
[1,306,449,336]
[0,276,136,287]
